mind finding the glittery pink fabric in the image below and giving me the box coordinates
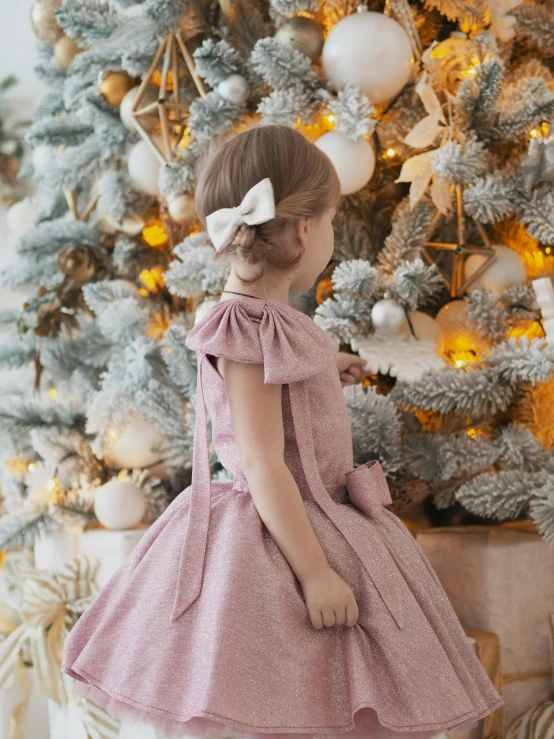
[61,295,503,739]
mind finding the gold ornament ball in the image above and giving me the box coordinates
[54,35,82,69]
[30,0,63,44]
[275,16,324,61]
[168,194,196,224]
[100,72,138,107]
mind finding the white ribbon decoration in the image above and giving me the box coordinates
[206,178,276,251]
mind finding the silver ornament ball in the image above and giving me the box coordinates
[275,16,324,61]
[217,75,250,105]
[371,299,405,334]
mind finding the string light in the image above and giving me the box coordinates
[107,428,119,441]
[48,386,57,399]
[142,218,169,249]
[385,148,396,157]
[139,266,165,294]
[179,127,192,149]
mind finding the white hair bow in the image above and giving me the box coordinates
[206,178,275,252]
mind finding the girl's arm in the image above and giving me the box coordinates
[221,356,330,584]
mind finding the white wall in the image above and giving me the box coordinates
[0,0,44,114]
[0,0,43,376]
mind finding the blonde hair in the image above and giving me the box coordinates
[194,124,341,286]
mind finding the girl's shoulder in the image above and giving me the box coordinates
[185,296,339,384]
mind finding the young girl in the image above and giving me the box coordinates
[62,124,503,739]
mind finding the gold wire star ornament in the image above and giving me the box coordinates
[422,184,497,297]
[130,32,207,165]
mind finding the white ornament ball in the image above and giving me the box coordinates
[128,138,162,196]
[106,416,163,469]
[463,244,527,293]
[7,197,36,237]
[120,85,158,132]
[399,311,444,352]
[371,299,405,333]
[167,193,196,223]
[315,131,375,195]
[32,145,56,173]
[94,479,146,530]
[322,10,414,104]
[195,298,220,325]
[217,75,249,105]
[435,300,469,339]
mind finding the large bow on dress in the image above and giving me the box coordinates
[170,299,405,630]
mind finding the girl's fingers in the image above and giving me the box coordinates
[310,609,323,629]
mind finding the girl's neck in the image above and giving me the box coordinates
[221,278,291,306]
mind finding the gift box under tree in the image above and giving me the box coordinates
[416,521,554,730]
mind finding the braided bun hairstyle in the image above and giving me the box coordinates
[194,124,341,286]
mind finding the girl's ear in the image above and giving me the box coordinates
[295,217,309,249]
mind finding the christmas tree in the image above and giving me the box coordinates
[2,0,554,555]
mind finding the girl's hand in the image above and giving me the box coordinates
[336,352,367,387]
[299,566,359,629]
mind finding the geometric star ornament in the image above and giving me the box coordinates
[422,184,497,298]
[130,32,207,165]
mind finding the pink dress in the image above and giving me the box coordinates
[61,294,503,739]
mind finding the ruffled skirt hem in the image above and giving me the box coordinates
[68,673,500,739]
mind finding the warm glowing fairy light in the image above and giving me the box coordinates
[386,148,396,157]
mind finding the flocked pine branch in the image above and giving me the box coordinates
[344,383,403,472]
[257,89,316,126]
[456,59,503,134]
[331,259,379,298]
[390,259,443,311]
[269,0,319,15]
[487,337,554,385]
[455,469,550,520]
[27,116,93,148]
[378,197,435,273]
[318,84,376,141]
[0,511,58,551]
[496,77,554,140]
[430,139,487,184]
[314,295,369,343]
[165,232,229,297]
[135,380,193,470]
[160,324,197,396]
[464,287,508,343]
[391,367,514,416]
[250,37,321,92]
[193,39,250,87]
[528,481,554,545]
[55,0,123,43]
[424,0,489,28]
[188,92,244,141]
[513,182,554,246]
[463,173,516,223]
[401,431,498,482]
[512,2,554,57]
[496,424,550,471]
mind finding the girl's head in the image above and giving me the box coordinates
[194,124,341,290]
